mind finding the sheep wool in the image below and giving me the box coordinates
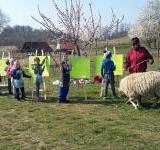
[119,71,160,99]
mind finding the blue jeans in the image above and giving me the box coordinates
[104,74,116,97]
[59,86,69,102]
[35,75,42,97]
[35,80,41,97]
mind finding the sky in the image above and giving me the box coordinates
[0,0,147,29]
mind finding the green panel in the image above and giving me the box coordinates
[112,55,123,76]
[96,55,123,76]
[0,59,7,76]
[69,58,90,79]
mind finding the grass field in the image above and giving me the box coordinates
[0,45,160,149]
[1,96,160,150]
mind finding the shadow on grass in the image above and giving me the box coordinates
[141,102,160,110]
[24,96,160,109]
[40,96,124,106]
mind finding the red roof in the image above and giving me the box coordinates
[59,43,75,50]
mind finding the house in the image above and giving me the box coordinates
[55,41,76,55]
[21,42,53,55]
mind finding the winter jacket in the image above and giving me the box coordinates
[12,68,31,88]
[124,47,153,73]
[101,58,116,77]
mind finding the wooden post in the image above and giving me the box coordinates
[113,46,116,54]
[41,50,44,56]
[2,52,4,59]
[35,50,38,56]
[84,82,87,100]
[43,77,47,100]
[8,52,11,58]
[100,79,105,98]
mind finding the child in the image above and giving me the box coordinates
[12,60,31,101]
[5,58,14,95]
[10,59,16,95]
[101,51,117,98]
[59,53,72,103]
[32,57,46,101]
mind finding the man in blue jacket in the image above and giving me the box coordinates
[101,51,117,98]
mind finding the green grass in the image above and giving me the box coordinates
[1,94,160,149]
[0,46,160,149]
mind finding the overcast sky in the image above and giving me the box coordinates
[0,0,147,28]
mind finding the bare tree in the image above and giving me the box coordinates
[32,0,123,56]
[128,0,160,51]
[101,9,124,41]
[0,9,10,32]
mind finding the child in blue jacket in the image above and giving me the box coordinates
[32,57,46,101]
[12,61,31,101]
[59,53,72,103]
[101,51,117,98]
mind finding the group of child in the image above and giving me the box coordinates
[59,51,117,103]
[3,56,47,101]
[1,51,116,103]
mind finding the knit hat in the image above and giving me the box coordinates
[103,47,108,53]
[105,51,112,58]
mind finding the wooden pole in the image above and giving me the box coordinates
[41,50,44,56]
[35,50,38,56]
[113,46,116,54]
[84,82,87,100]
[2,52,4,59]
[43,77,47,100]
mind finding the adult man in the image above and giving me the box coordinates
[125,37,154,73]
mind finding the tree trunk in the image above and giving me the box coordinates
[106,39,109,47]
[59,52,62,62]
[157,35,160,58]
[147,40,151,49]
[76,44,81,56]
[95,39,98,56]
[153,39,157,49]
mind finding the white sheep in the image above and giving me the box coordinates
[119,71,160,109]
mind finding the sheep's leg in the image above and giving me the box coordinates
[129,98,138,109]
[130,101,138,109]
[137,96,142,107]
